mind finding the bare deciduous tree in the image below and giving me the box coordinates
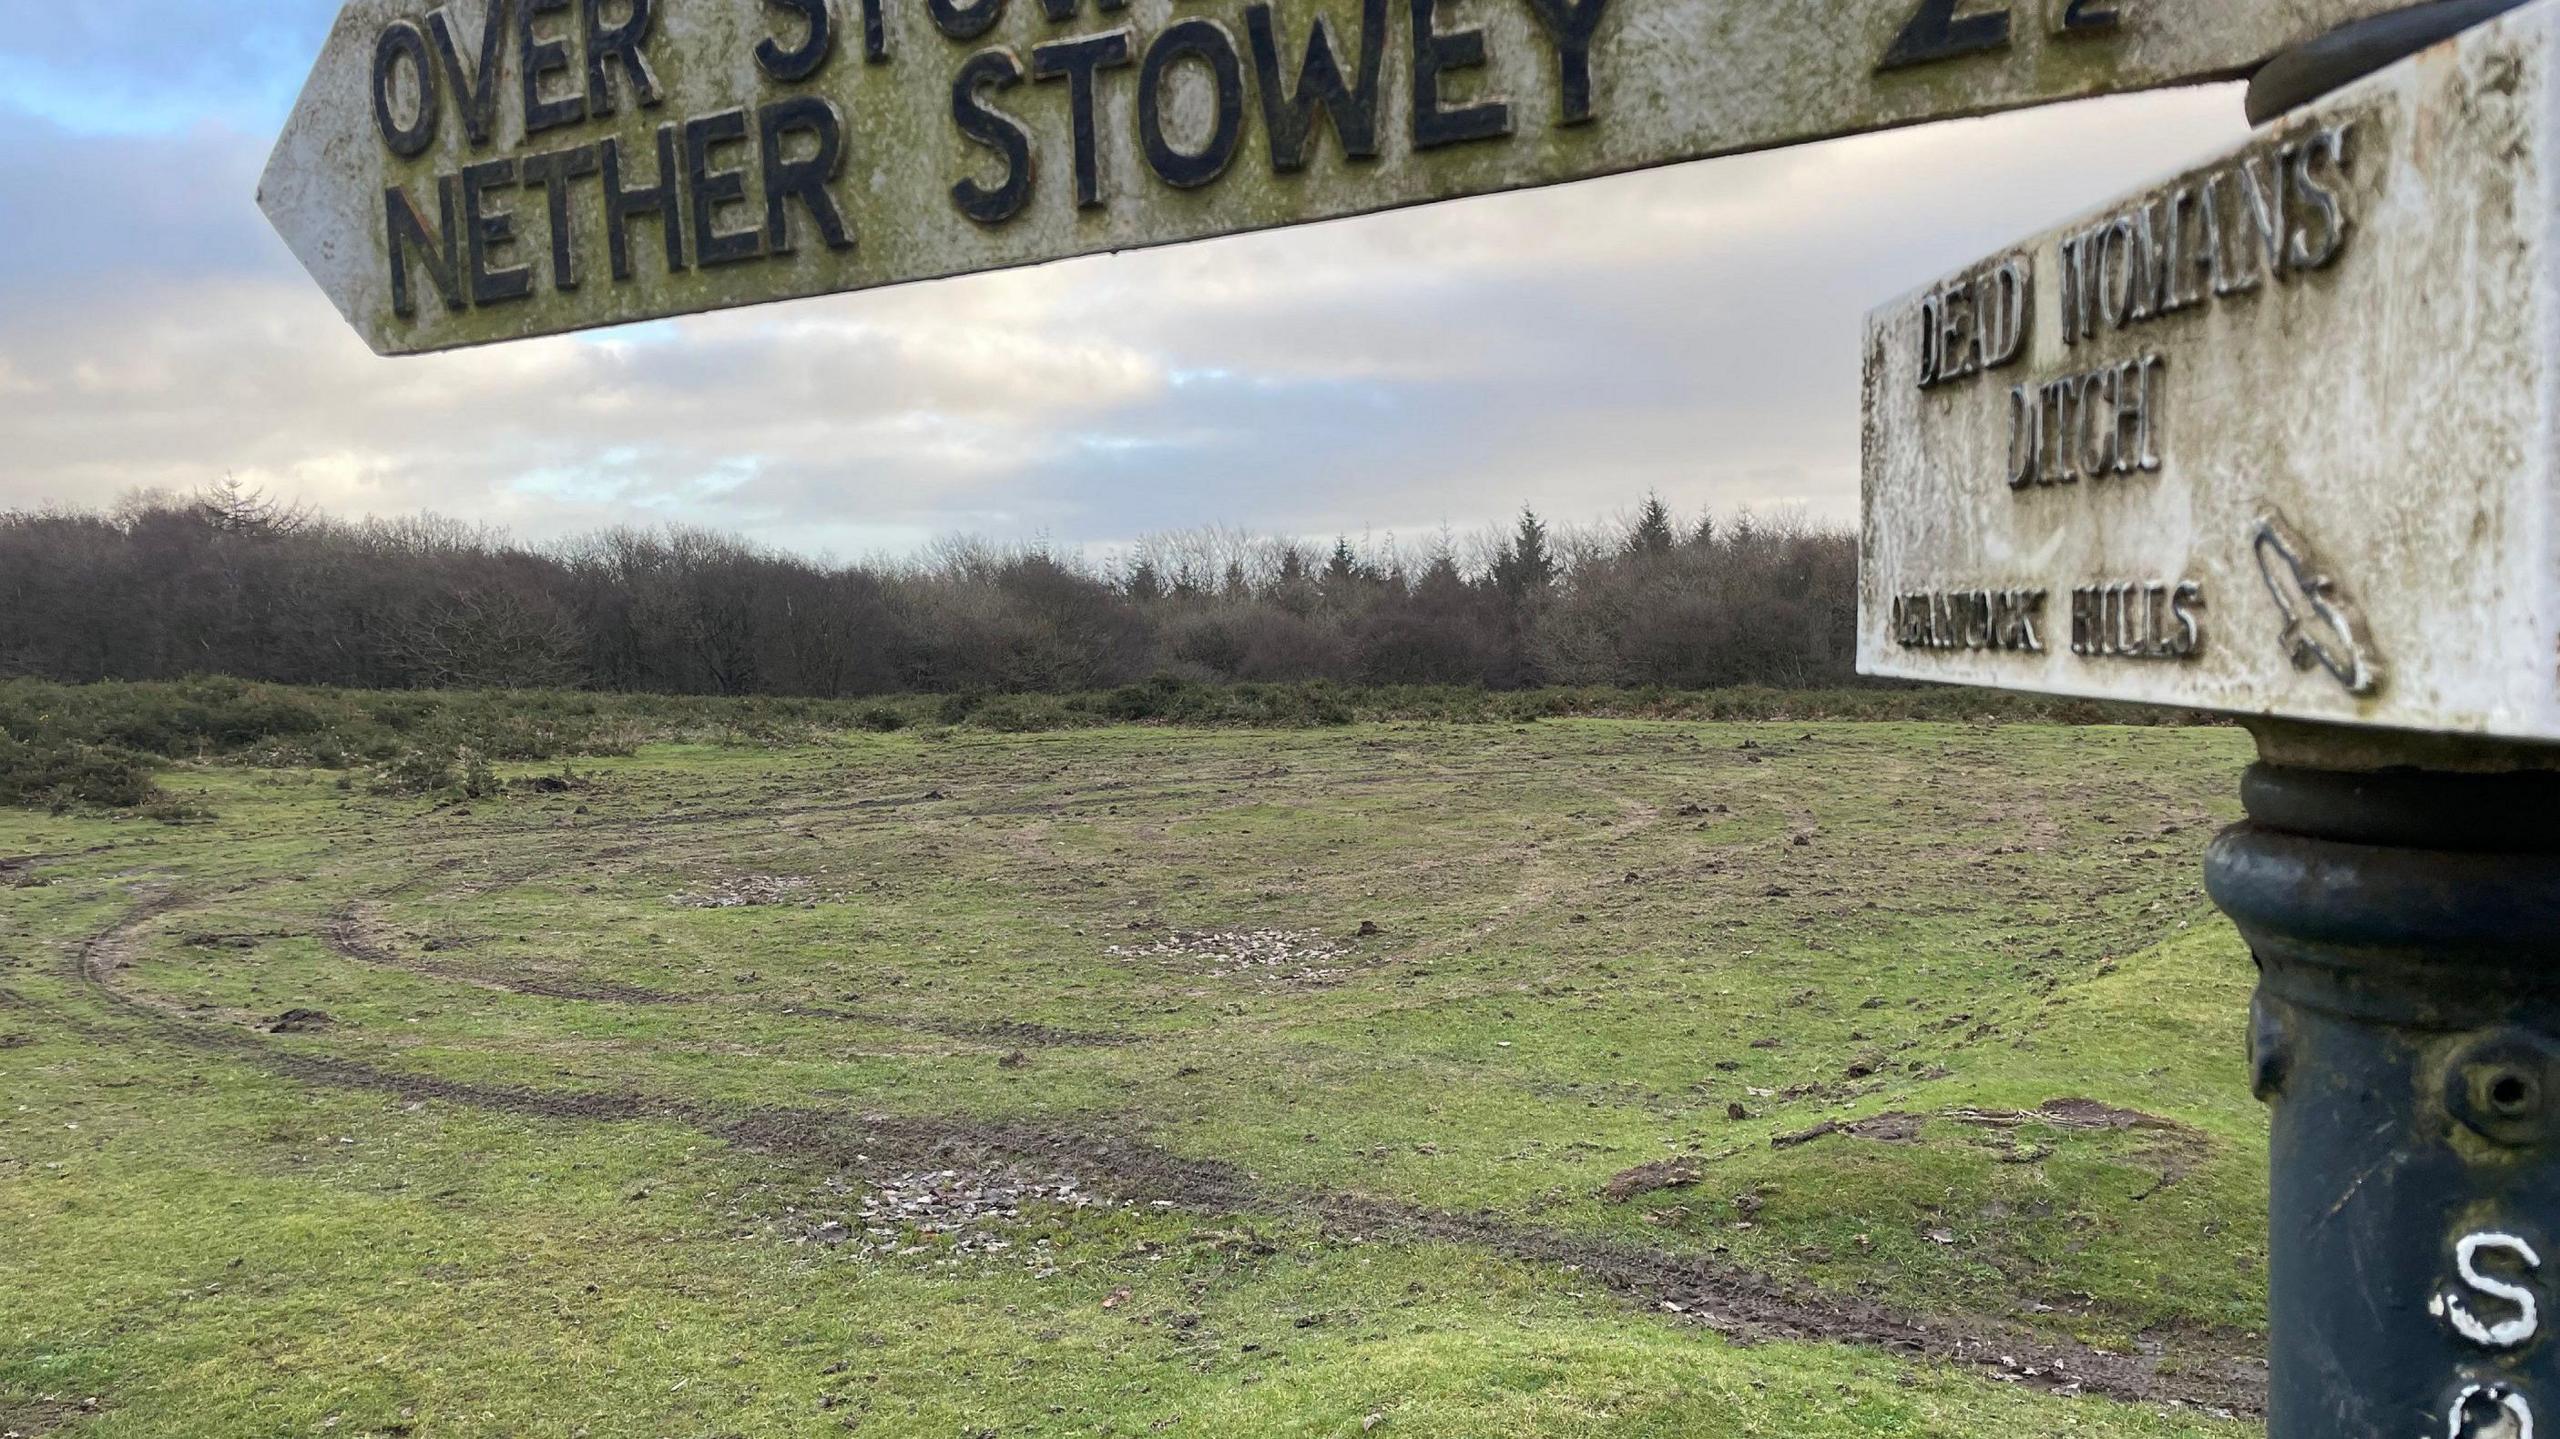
[0,485,1860,697]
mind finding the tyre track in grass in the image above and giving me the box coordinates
[318,903,1140,1049]
[307,748,1702,887]
[47,893,2269,1419]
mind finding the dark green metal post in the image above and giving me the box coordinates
[2210,758,2560,1436]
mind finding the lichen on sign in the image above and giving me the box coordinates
[261,0,2419,354]
[1859,1,2560,742]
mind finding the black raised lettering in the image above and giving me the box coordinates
[521,0,588,134]
[603,124,687,280]
[386,179,465,319]
[2059,0,2119,33]
[463,158,535,306]
[2233,148,2293,281]
[758,0,837,82]
[952,49,1035,225]
[685,109,765,268]
[1520,0,1607,124]
[2196,172,2238,297]
[761,97,854,253]
[1410,0,1510,150]
[1878,0,2009,72]
[428,1,509,149]
[1034,30,1135,210]
[861,0,889,60]
[2005,385,2036,490]
[521,144,600,291]
[372,22,441,159]
[584,0,664,116]
[1246,0,1386,171]
[1139,20,1246,189]
[2172,583,2206,657]
[932,0,1006,42]
[1039,0,1130,25]
[2290,125,2351,270]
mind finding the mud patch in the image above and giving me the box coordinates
[0,857,49,890]
[1949,1100,2211,1195]
[180,933,269,951]
[1947,1099,2196,1137]
[1603,1159,1702,1204]
[2036,1098,2181,1131]
[265,1009,336,1035]
[1107,928,1356,983]
[0,1397,94,1436]
[1771,1113,1927,1150]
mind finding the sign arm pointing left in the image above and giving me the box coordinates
[264,0,2424,355]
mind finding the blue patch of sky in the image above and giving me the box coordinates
[1,4,335,137]
[1072,433,1192,456]
[508,465,637,507]
[576,319,685,350]
[1010,370,1459,536]
[690,458,761,498]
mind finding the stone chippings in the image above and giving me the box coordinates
[795,1168,1140,1276]
[1104,928,1354,980]
[668,874,818,909]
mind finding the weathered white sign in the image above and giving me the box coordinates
[264,0,2421,355]
[1861,0,2560,742]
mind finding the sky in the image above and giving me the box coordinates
[0,3,2252,562]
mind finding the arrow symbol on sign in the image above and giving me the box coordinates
[2252,509,2385,698]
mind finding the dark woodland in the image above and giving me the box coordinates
[0,482,1858,697]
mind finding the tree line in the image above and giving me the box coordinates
[0,483,1858,697]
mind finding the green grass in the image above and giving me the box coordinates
[0,713,2267,1437]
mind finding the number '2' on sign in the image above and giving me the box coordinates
[1879,0,2122,70]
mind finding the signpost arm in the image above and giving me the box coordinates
[2245,0,2532,121]
[2215,15,2556,1435]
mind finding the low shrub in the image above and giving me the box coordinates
[0,734,163,812]
[0,677,2224,814]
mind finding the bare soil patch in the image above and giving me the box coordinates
[1772,1112,1932,1149]
[2031,1098,2185,1132]
[1603,1160,1702,1204]
[0,1397,94,1437]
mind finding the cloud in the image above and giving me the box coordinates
[0,110,284,310]
[0,58,2253,557]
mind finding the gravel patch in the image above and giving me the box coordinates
[1106,928,1355,982]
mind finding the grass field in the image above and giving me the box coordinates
[0,714,2272,1437]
